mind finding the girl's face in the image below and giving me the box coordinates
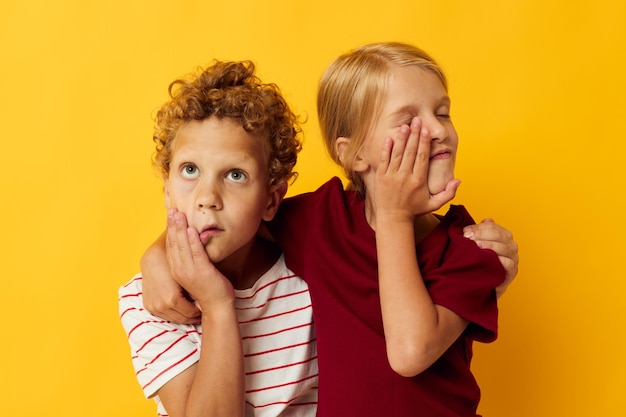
[357,65,458,195]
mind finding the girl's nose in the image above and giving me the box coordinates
[426,117,447,142]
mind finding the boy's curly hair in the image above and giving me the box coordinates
[153,60,302,185]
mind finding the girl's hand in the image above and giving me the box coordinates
[463,218,519,298]
[375,117,460,222]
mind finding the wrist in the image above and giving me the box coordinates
[200,299,237,320]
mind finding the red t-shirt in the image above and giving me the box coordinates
[269,177,505,417]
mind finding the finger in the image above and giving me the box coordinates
[159,299,202,324]
[378,137,394,175]
[428,178,461,211]
[143,287,202,324]
[169,212,197,279]
[165,211,183,272]
[399,117,421,172]
[387,124,411,172]
[165,209,178,263]
[472,239,519,264]
[187,227,217,273]
[414,126,432,178]
[463,219,514,242]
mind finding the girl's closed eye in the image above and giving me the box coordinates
[398,116,416,127]
[181,163,200,179]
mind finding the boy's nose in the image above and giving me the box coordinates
[196,182,222,210]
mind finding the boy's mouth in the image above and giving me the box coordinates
[199,224,223,245]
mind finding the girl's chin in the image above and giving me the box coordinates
[428,179,454,195]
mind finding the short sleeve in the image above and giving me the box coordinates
[418,206,506,342]
[118,275,201,398]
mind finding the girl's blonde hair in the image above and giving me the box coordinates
[317,42,447,195]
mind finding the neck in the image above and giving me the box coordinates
[215,237,281,290]
[363,192,441,244]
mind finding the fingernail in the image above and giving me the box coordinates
[463,228,473,238]
[167,208,175,219]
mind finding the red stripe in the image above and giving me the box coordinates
[245,339,316,358]
[119,306,141,320]
[136,333,189,379]
[246,376,319,400]
[141,348,198,390]
[135,329,177,354]
[242,322,312,340]
[246,355,318,375]
[238,304,311,325]
[236,288,310,311]
[127,319,169,338]
[247,399,319,409]
[122,276,142,288]
[246,372,318,393]
[235,274,298,300]
[119,291,142,300]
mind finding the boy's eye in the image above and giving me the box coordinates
[226,170,247,183]
[181,164,200,178]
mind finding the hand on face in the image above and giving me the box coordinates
[166,208,236,310]
[373,117,461,223]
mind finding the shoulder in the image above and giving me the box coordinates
[283,177,348,207]
[441,204,476,228]
[118,273,145,310]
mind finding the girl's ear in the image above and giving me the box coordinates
[263,181,288,221]
[335,136,351,164]
[336,137,368,172]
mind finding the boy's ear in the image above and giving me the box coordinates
[263,181,288,221]
[335,136,368,172]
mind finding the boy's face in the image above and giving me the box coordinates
[163,117,281,265]
[358,65,458,195]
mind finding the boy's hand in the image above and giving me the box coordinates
[463,218,519,298]
[166,210,235,311]
[375,117,460,222]
[140,219,201,324]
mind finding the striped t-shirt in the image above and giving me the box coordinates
[118,254,318,417]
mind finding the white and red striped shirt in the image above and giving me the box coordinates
[119,255,318,417]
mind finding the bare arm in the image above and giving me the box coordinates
[374,118,464,377]
[155,212,244,417]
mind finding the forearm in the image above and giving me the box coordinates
[376,216,467,376]
[160,302,245,417]
[187,304,245,417]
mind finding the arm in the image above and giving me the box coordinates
[156,211,244,417]
[374,117,465,377]
[140,210,202,324]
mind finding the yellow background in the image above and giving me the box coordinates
[1,1,624,416]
